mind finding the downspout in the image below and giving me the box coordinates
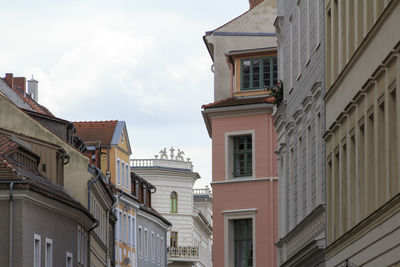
[9,181,14,267]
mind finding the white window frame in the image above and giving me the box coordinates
[151,232,155,262]
[121,160,125,187]
[117,159,121,185]
[34,234,41,267]
[144,228,148,261]
[225,130,256,180]
[66,252,73,267]
[138,226,143,258]
[223,209,257,267]
[45,238,53,267]
[126,164,129,189]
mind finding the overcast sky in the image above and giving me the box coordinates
[0,0,251,188]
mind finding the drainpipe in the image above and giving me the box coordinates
[9,181,14,267]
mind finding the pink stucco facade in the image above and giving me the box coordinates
[210,112,279,267]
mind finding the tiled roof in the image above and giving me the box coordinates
[73,121,118,146]
[202,96,275,109]
[0,134,94,220]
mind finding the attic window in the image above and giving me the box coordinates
[10,150,38,171]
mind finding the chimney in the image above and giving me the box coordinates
[27,76,39,102]
[14,77,26,93]
[4,73,14,90]
[249,0,264,9]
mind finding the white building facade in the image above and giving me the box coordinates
[131,148,212,267]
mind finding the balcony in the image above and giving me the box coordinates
[168,246,199,262]
[131,158,193,171]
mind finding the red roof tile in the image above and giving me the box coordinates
[202,96,275,109]
[73,121,118,146]
[0,135,21,156]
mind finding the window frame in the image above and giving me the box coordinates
[170,191,178,213]
[225,130,256,180]
[34,234,41,267]
[223,209,257,267]
[170,231,178,248]
[233,135,253,177]
[240,56,278,91]
[45,238,53,267]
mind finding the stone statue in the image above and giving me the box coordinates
[176,149,185,161]
[169,147,175,159]
[159,148,168,159]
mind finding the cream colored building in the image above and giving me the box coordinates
[324,0,400,266]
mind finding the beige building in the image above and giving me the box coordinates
[324,0,400,266]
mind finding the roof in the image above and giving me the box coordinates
[74,121,118,146]
[202,96,275,109]
[0,134,94,222]
[0,78,53,116]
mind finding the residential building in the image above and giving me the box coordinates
[201,0,279,266]
[323,0,400,266]
[274,0,326,266]
[132,148,213,267]
[74,120,139,267]
[0,99,95,267]
[131,172,172,267]
[0,75,116,267]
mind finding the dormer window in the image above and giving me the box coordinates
[241,56,277,91]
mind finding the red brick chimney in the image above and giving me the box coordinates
[249,0,264,9]
[4,73,14,90]
[14,77,26,93]
[3,73,26,93]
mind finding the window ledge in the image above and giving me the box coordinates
[296,73,302,81]
[305,58,311,67]
[315,42,321,51]
[212,177,277,185]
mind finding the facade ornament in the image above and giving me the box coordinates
[274,16,284,46]
[169,147,175,159]
[159,148,168,159]
[175,149,185,161]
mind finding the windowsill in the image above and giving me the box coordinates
[315,42,321,51]
[296,73,302,81]
[212,177,277,185]
[289,87,294,95]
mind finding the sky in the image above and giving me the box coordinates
[0,0,250,188]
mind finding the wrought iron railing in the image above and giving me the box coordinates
[168,246,199,259]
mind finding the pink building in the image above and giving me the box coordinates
[202,1,278,266]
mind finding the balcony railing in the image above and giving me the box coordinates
[131,159,193,171]
[168,246,199,259]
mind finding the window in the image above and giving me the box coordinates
[34,234,41,267]
[233,135,252,177]
[145,229,148,260]
[126,164,129,189]
[123,214,127,243]
[117,159,120,185]
[151,232,155,262]
[138,227,143,258]
[234,219,253,267]
[223,209,256,267]
[170,191,178,213]
[170,231,178,248]
[66,252,73,267]
[131,218,136,247]
[241,56,277,91]
[122,161,125,187]
[45,238,53,267]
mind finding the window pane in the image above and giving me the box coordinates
[234,219,253,267]
[243,61,251,89]
[273,57,278,86]
[263,59,271,87]
[252,60,260,88]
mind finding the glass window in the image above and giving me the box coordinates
[233,135,252,177]
[121,161,125,187]
[117,159,120,185]
[234,219,253,267]
[170,191,178,213]
[241,56,278,91]
[170,231,178,248]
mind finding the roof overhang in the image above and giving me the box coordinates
[202,102,274,138]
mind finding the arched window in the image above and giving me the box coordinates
[170,191,178,213]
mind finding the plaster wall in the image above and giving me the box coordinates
[211,113,277,181]
[211,179,278,267]
[205,0,277,102]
